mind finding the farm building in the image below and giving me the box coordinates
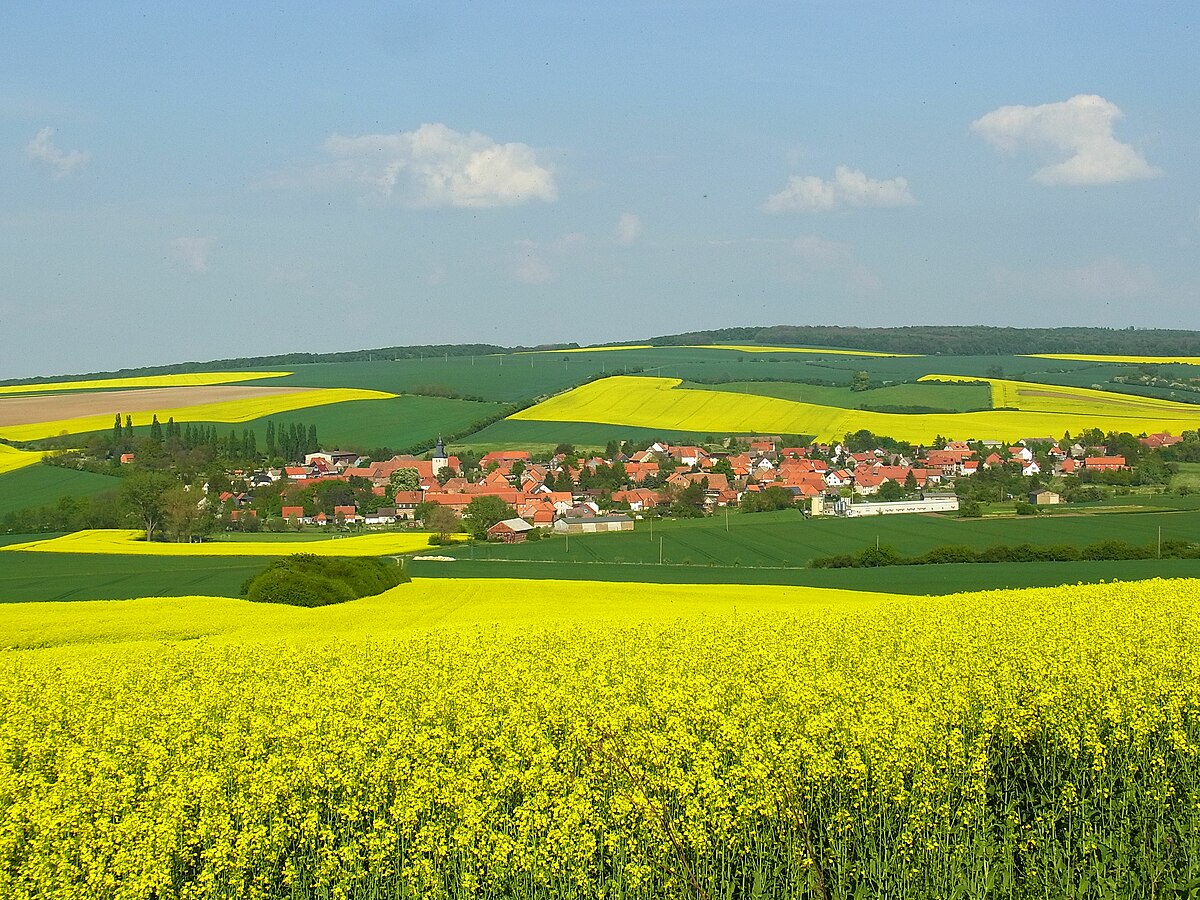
[811,496,959,517]
[487,518,535,543]
[1029,490,1061,505]
[553,515,635,534]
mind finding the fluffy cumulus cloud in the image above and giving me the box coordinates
[614,212,643,245]
[971,94,1161,186]
[316,123,556,208]
[26,127,89,178]
[764,166,915,213]
[169,237,214,273]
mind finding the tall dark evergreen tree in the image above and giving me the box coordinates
[265,419,276,458]
[124,415,135,443]
[113,414,123,450]
[150,415,163,444]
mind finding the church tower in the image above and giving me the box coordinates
[431,437,449,476]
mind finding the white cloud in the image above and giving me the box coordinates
[971,94,1161,186]
[764,166,915,213]
[26,127,89,178]
[614,212,643,245]
[169,237,214,273]
[305,122,556,207]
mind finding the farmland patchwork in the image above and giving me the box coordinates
[512,374,1200,442]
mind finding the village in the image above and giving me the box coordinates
[200,430,1171,542]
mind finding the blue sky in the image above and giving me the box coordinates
[2,2,1196,379]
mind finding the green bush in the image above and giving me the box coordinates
[242,554,408,607]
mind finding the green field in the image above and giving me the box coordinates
[232,350,1135,406]
[7,506,1200,601]
[0,550,266,602]
[457,418,773,452]
[0,465,121,517]
[407,556,1200,593]
[429,507,1200,568]
[71,394,509,454]
[685,379,992,411]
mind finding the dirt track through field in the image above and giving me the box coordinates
[0,386,309,427]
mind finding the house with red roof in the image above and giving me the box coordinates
[612,488,662,511]
[1140,432,1183,449]
[281,505,306,523]
[1084,456,1128,471]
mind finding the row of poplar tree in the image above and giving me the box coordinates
[109,414,320,463]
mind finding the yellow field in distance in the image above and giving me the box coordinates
[1024,353,1200,365]
[512,375,1200,443]
[0,528,454,557]
[0,370,289,396]
[516,344,917,357]
[0,387,394,442]
[918,373,1197,415]
[0,444,45,476]
[687,344,919,357]
[513,344,654,354]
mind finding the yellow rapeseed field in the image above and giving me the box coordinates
[0,528,453,557]
[0,576,1198,897]
[0,443,44,475]
[686,344,919,357]
[518,344,916,357]
[0,370,289,396]
[0,387,395,442]
[512,375,1200,442]
[918,372,1198,415]
[515,345,655,354]
[1024,352,1200,365]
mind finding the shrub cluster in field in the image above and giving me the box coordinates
[811,538,1200,568]
[241,553,408,606]
[1,579,1199,897]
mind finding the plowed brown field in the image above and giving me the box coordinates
[0,385,308,428]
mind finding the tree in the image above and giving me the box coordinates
[464,495,515,539]
[877,480,905,501]
[740,486,794,513]
[851,370,870,392]
[149,415,163,444]
[710,457,736,480]
[904,470,919,492]
[425,505,461,542]
[163,484,209,542]
[389,468,420,492]
[120,471,176,541]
